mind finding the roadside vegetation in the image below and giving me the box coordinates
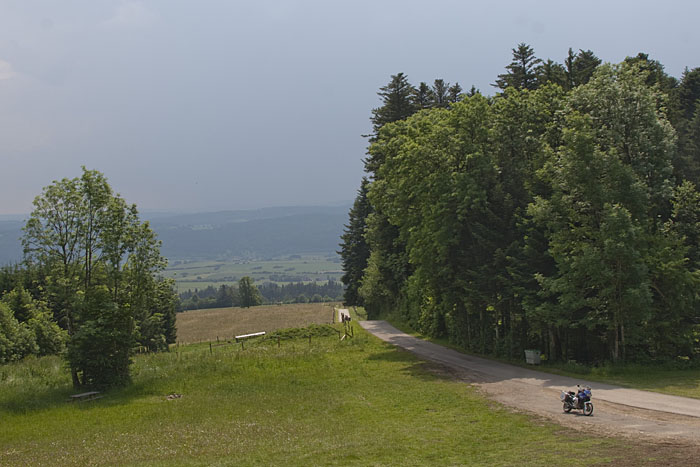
[0,324,676,466]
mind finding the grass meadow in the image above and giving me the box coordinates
[175,303,337,344]
[2,321,682,465]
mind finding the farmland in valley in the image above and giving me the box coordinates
[164,254,342,292]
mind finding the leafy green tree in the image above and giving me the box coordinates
[494,43,542,91]
[1,286,66,356]
[295,293,308,304]
[364,96,497,341]
[22,168,175,388]
[531,64,679,362]
[672,67,700,184]
[66,286,133,388]
[352,51,700,364]
[310,294,323,303]
[238,276,262,307]
[623,53,678,92]
[0,302,36,363]
[677,67,700,121]
[668,181,700,269]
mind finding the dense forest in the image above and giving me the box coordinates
[178,279,344,311]
[340,44,700,364]
[0,169,177,388]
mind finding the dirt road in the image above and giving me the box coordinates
[337,308,351,322]
[360,320,700,444]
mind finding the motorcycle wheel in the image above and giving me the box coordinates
[583,402,593,416]
[563,402,572,413]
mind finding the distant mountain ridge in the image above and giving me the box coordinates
[0,220,24,265]
[0,204,350,264]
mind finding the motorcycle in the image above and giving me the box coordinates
[560,385,593,416]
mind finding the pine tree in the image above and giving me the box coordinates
[370,73,417,135]
[571,49,601,86]
[494,43,542,91]
[339,178,372,306]
[448,83,463,104]
[413,82,434,109]
[431,79,450,108]
[536,59,567,88]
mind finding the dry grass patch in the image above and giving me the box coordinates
[176,303,336,343]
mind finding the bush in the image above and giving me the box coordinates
[66,288,134,388]
[0,303,37,363]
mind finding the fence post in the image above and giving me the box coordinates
[209,342,212,355]
[277,336,281,348]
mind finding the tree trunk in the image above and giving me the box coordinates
[620,321,626,362]
[71,367,81,389]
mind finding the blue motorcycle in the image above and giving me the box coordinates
[561,385,593,416]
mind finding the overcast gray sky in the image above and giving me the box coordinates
[1,0,698,215]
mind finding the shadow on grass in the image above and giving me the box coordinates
[0,369,173,415]
[365,348,465,383]
[0,386,75,414]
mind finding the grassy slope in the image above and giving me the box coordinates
[0,327,658,466]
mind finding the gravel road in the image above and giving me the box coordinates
[360,320,700,444]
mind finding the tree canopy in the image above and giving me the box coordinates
[13,167,177,388]
[341,45,700,364]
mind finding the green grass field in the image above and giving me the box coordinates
[4,323,673,466]
[164,255,342,292]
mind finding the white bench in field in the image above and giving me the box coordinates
[235,331,265,341]
[235,331,265,349]
[69,391,102,402]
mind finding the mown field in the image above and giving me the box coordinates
[164,255,342,292]
[175,303,336,343]
[1,307,694,465]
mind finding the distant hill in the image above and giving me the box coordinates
[0,220,24,265]
[0,205,350,264]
